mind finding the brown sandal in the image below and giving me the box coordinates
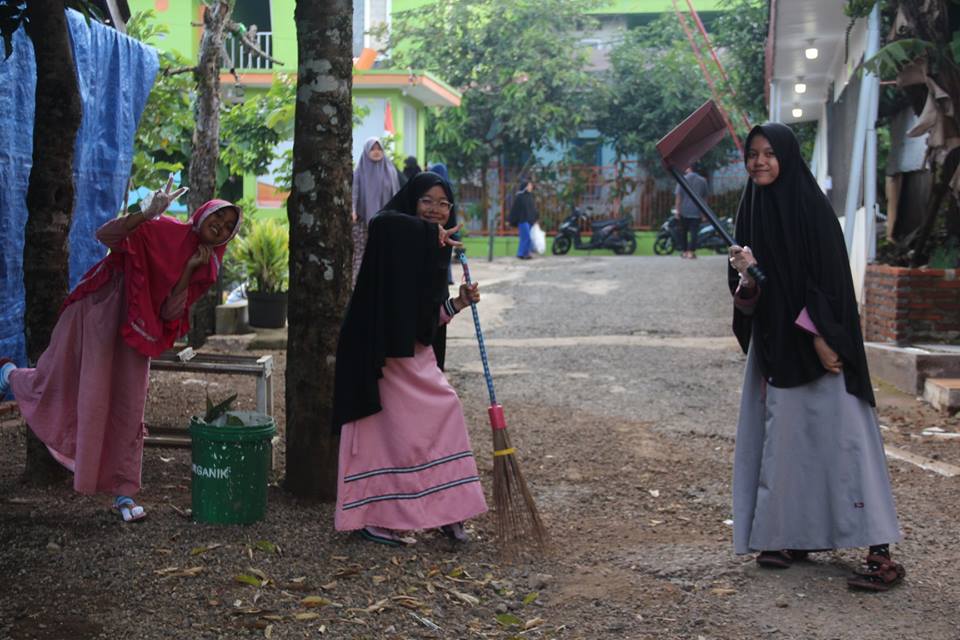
[847,554,905,592]
[756,550,795,568]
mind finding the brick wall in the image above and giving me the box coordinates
[863,265,960,344]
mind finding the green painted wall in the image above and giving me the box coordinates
[128,0,199,58]
[269,0,297,72]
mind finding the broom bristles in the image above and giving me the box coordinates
[492,427,546,552]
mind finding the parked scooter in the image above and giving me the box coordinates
[653,214,733,255]
[552,206,637,255]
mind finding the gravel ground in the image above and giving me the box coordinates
[1,254,959,639]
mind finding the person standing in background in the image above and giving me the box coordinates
[352,137,401,284]
[400,156,422,188]
[673,164,709,259]
[508,179,538,260]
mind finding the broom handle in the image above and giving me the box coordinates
[455,250,498,406]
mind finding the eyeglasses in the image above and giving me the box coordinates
[417,197,452,213]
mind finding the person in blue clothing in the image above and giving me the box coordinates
[508,179,538,260]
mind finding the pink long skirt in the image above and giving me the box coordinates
[335,343,488,532]
[9,272,149,496]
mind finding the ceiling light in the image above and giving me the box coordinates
[794,81,807,94]
[804,40,819,60]
[792,107,804,118]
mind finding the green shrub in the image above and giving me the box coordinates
[233,217,289,293]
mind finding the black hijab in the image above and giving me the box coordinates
[332,213,443,433]
[730,123,875,406]
[380,171,457,370]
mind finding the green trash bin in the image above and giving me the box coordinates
[189,411,276,524]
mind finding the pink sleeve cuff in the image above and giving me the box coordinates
[439,304,453,326]
[795,307,820,336]
[733,282,760,315]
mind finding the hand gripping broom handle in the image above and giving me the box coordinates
[669,166,767,286]
[455,250,498,407]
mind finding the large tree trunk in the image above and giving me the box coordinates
[22,1,82,484]
[187,1,231,347]
[283,0,353,500]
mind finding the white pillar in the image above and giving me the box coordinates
[843,4,880,252]
[864,77,880,260]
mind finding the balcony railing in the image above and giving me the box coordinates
[222,31,273,71]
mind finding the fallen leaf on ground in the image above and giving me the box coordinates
[159,566,204,578]
[523,592,539,606]
[254,540,279,554]
[293,612,320,621]
[710,587,738,596]
[301,596,333,608]
[391,595,423,610]
[235,573,264,588]
[451,590,480,606]
[524,617,545,630]
[496,613,522,628]
[190,543,223,555]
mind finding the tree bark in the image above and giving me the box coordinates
[21,0,82,484]
[283,0,353,500]
[187,1,231,347]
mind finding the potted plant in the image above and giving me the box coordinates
[234,217,289,328]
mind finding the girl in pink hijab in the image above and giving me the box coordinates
[0,178,242,522]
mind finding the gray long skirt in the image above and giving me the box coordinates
[733,342,902,554]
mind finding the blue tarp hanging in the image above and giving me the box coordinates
[0,10,158,368]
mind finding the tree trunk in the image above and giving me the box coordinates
[187,0,231,347]
[22,0,82,484]
[283,0,353,500]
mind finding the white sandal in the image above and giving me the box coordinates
[113,496,147,523]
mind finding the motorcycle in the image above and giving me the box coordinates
[551,207,637,255]
[653,214,733,256]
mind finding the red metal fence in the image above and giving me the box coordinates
[458,160,747,234]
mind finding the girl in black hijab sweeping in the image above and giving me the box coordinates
[332,172,488,546]
[727,123,905,591]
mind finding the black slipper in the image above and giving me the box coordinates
[756,550,794,569]
[358,527,402,547]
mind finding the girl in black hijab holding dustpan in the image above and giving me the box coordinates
[727,123,905,591]
[332,172,488,546]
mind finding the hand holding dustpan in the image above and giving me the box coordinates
[656,101,766,286]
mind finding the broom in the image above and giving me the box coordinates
[455,249,546,551]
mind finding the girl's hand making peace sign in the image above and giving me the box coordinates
[439,223,464,248]
[141,175,189,220]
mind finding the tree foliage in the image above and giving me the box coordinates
[125,10,194,191]
[593,12,736,170]
[711,0,769,124]
[386,0,602,177]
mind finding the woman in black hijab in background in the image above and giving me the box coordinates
[332,172,487,547]
[727,123,904,591]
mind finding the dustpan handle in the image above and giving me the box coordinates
[455,250,497,406]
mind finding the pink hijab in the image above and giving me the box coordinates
[63,199,243,357]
